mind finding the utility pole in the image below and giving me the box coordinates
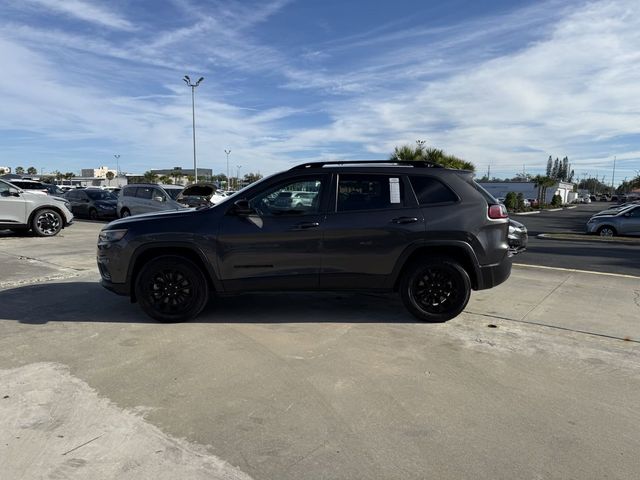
[236,165,242,190]
[224,149,231,189]
[183,75,204,182]
[487,164,491,179]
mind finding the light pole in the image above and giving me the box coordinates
[224,149,231,189]
[183,75,204,181]
[236,164,242,190]
[114,155,120,185]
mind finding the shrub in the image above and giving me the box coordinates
[504,192,518,211]
[551,194,562,207]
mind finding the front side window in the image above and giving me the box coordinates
[164,188,182,200]
[123,187,136,197]
[337,174,404,212]
[0,180,10,196]
[250,177,324,216]
[136,187,154,200]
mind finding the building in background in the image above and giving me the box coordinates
[80,166,117,178]
[149,167,213,185]
[478,181,576,204]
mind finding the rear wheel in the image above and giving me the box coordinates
[31,209,63,237]
[120,208,131,218]
[400,257,471,322]
[135,255,210,322]
[598,226,616,237]
[89,208,98,220]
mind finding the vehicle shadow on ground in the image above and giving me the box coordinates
[0,282,417,325]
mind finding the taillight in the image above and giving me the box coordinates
[488,204,508,219]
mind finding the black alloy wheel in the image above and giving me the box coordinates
[120,208,131,218]
[400,257,471,322]
[31,209,63,237]
[89,208,99,220]
[597,226,616,237]
[135,256,209,322]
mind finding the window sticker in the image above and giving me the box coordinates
[389,177,401,203]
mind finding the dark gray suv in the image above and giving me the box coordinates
[98,161,511,322]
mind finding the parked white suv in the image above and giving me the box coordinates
[0,179,74,236]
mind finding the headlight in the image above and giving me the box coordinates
[98,229,128,243]
[63,201,71,210]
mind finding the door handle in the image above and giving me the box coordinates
[391,217,419,224]
[292,222,320,230]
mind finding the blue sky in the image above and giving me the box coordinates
[0,0,638,184]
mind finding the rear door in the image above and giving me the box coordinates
[216,175,328,291]
[320,173,425,289]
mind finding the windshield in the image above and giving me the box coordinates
[86,190,117,200]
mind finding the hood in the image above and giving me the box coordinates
[180,184,216,197]
[107,207,196,228]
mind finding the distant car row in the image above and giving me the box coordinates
[586,201,640,237]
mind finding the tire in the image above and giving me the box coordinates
[31,209,63,237]
[598,226,616,237]
[135,255,210,323]
[89,208,98,220]
[400,257,471,322]
[120,208,131,218]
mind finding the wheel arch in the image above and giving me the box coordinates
[390,241,482,291]
[127,244,221,301]
[27,205,67,230]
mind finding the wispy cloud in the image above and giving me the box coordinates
[24,0,136,31]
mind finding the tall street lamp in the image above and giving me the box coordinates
[183,75,204,181]
[113,154,120,175]
[224,149,231,189]
[236,165,242,190]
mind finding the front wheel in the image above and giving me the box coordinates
[400,257,471,322]
[89,208,98,220]
[598,226,616,237]
[135,256,210,322]
[31,209,63,237]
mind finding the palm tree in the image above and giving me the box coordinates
[533,175,555,206]
[159,175,173,184]
[390,140,475,171]
[15,166,25,175]
[143,171,158,183]
[105,171,115,186]
[27,166,38,175]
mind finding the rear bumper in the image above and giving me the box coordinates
[477,256,512,290]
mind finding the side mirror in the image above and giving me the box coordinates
[153,196,164,202]
[231,199,254,216]
[10,188,21,197]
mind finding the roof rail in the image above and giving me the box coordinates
[290,160,443,170]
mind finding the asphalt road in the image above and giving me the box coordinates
[512,203,640,276]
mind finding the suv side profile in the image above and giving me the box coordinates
[98,161,511,322]
[117,184,186,218]
[0,179,74,236]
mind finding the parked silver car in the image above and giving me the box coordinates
[586,205,640,237]
[117,184,186,218]
[0,179,74,236]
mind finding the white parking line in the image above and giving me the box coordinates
[513,263,640,279]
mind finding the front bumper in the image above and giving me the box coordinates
[100,277,129,296]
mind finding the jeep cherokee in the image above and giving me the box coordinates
[97,161,511,322]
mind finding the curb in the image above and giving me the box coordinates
[513,210,541,215]
[565,206,578,209]
[537,233,640,245]
[546,208,563,212]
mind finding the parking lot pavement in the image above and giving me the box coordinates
[1,223,639,479]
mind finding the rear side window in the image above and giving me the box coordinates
[466,178,498,204]
[337,174,404,212]
[409,176,458,204]
[123,187,136,197]
[136,187,154,199]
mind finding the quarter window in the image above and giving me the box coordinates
[409,176,458,204]
[337,175,404,212]
[123,187,136,197]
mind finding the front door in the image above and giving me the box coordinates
[620,206,640,235]
[320,173,425,289]
[0,181,27,225]
[216,175,328,292]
